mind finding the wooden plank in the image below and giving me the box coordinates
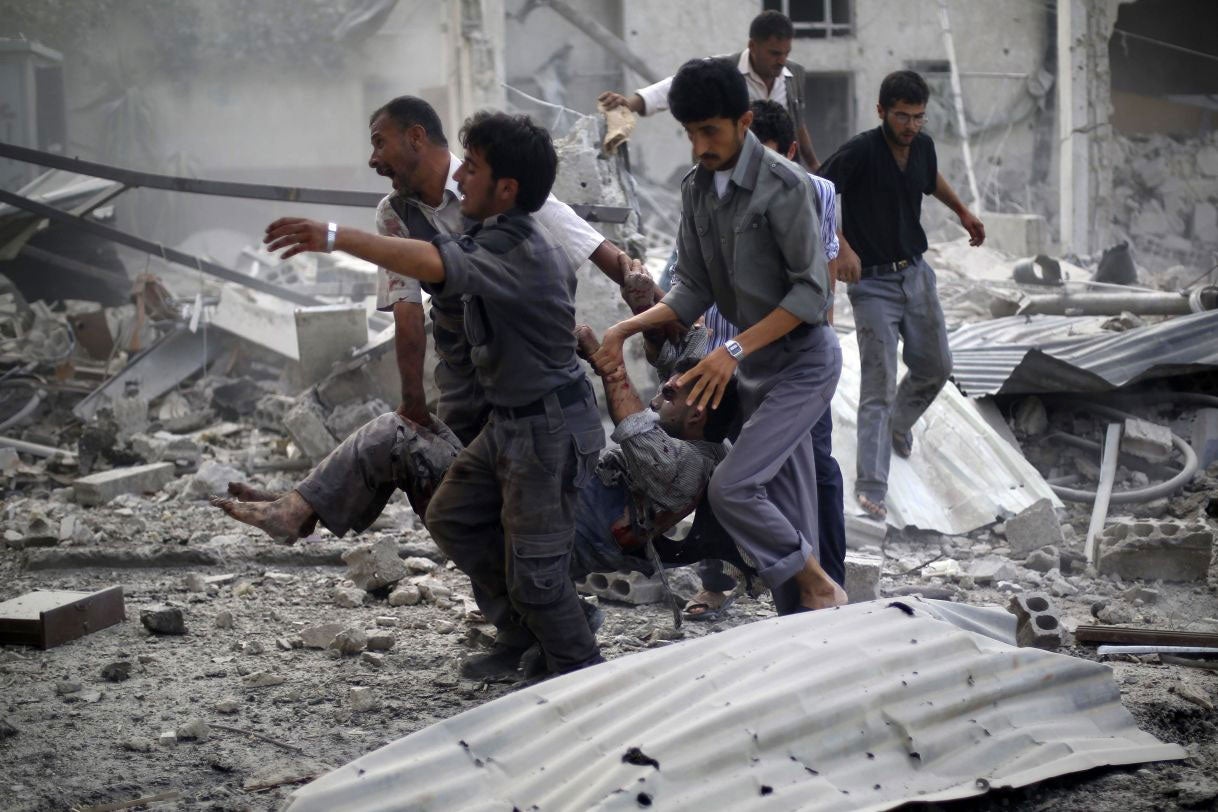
[1075,624,1218,648]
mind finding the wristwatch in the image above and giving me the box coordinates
[724,339,744,361]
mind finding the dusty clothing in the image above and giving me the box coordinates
[848,257,952,500]
[635,49,809,142]
[663,130,831,330]
[295,413,460,534]
[817,127,938,268]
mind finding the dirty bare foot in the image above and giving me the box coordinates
[574,324,601,363]
[210,490,315,544]
[227,481,281,503]
[621,269,658,315]
[857,493,887,521]
[794,556,849,611]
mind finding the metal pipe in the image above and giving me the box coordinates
[1015,286,1218,316]
[1098,645,1218,656]
[0,435,76,463]
[1084,422,1121,564]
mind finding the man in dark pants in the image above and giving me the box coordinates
[263,111,604,678]
[594,58,845,615]
[818,71,986,521]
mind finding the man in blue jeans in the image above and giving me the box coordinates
[818,70,985,521]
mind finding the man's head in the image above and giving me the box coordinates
[876,70,930,147]
[748,99,797,160]
[747,10,794,83]
[455,111,557,220]
[367,96,448,195]
[668,58,753,173]
[651,357,739,443]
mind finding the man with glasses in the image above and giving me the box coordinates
[817,70,985,522]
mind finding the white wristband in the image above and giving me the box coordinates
[325,222,338,253]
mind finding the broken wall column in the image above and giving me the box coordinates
[1057,0,1119,255]
[446,0,507,143]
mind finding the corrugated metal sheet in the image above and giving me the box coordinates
[830,331,1059,535]
[284,599,1184,812]
[948,311,1218,397]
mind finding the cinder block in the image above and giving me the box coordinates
[284,393,339,461]
[844,552,882,603]
[1123,418,1173,464]
[1097,520,1213,582]
[73,462,176,506]
[1008,592,1063,649]
[1003,498,1065,556]
[578,570,666,605]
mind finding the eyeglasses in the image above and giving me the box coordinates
[890,112,928,127]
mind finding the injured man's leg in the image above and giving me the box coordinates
[211,411,462,542]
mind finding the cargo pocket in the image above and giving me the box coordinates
[568,426,606,492]
[510,530,571,605]
[462,294,492,347]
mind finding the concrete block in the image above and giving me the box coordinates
[1123,418,1173,463]
[578,570,666,605]
[968,557,1018,585]
[1192,409,1218,469]
[1097,520,1213,582]
[316,366,379,411]
[294,304,368,386]
[1003,498,1065,556]
[325,399,391,442]
[73,462,176,506]
[1007,592,1063,650]
[284,393,339,461]
[342,537,408,591]
[984,213,1049,257]
[844,552,882,603]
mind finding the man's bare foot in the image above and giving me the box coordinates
[210,490,316,543]
[227,481,281,503]
[857,493,887,521]
[574,324,601,363]
[793,556,850,611]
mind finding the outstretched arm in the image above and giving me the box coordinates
[932,173,985,246]
[264,218,445,282]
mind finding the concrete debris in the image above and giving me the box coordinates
[100,661,132,682]
[1004,498,1066,556]
[1097,521,1214,582]
[176,718,211,741]
[578,570,666,605]
[241,671,286,688]
[342,537,409,592]
[123,736,155,752]
[1171,683,1214,712]
[967,557,1018,585]
[1012,397,1049,437]
[300,622,345,649]
[402,556,438,574]
[365,633,394,652]
[214,610,234,629]
[388,584,422,607]
[214,699,240,714]
[140,604,186,635]
[73,462,176,506]
[328,628,367,656]
[331,586,368,608]
[844,552,882,603]
[184,460,245,500]
[1123,418,1173,464]
[1024,546,1061,573]
[284,393,340,461]
[1008,592,1064,650]
[349,686,378,713]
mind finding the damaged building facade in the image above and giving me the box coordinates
[1,1,1217,810]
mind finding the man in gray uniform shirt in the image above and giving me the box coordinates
[593,58,846,615]
[264,111,604,677]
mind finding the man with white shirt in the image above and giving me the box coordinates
[598,10,819,169]
[366,95,633,446]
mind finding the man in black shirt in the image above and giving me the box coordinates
[818,70,985,520]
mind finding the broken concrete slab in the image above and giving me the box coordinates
[73,462,176,506]
[342,538,409,592]
[1098,521,1213,582]
[1123,418,1173,464]
[284,393,339,461]
[968,557,1019,585]
[294,304,369,386]
[301,622,345,650]
[1004,498,1066,556]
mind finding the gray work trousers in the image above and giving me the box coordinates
[296,412,460,535]
[424,383,605,674]
[708,325,841,615]
[847,257,952,501]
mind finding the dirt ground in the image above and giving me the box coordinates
[1,483,1217,812]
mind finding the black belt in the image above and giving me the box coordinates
[860,258,915,278]
[493,378,588,420]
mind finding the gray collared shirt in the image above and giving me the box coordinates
[662,130,831,330]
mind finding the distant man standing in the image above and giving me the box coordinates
[599,10,820,169]
[818,70,985,521]
[593,58,844,615]
[264,111,605,679]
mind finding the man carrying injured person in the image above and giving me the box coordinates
[212,323,745,680]
[260,111,605,679]
[592,57,846,616]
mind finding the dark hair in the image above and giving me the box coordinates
[369,96,447,146]
[673,356,740,443]
[749,9,794,41]
[748,100,794,155]
[459,111,557,213]
[879,70,930,109]
[668,58,750,124]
